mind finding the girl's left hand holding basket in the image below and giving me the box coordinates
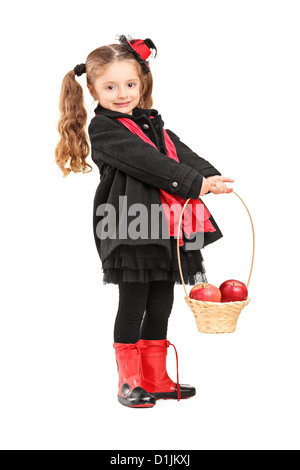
[206,176,235,195]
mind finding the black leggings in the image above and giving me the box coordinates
[114,280,175,344]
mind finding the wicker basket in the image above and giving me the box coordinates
[176,191,255,334]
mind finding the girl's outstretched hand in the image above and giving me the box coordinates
[206,175,234,195]
[198,176,234,197]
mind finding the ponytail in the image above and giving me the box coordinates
[55,70,92,177]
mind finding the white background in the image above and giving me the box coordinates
[1,0,299,450]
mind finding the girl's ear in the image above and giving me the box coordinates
[87,84,97,100]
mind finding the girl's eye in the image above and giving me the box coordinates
[106,82,136,90]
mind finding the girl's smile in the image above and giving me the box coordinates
[88,61,141,115]
[114,101,132,107]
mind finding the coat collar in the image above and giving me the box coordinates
[94,103,159,120]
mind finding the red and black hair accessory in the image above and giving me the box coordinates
[117,34,157,74]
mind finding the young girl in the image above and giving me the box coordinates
[55,35,234,409]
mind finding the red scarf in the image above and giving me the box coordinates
[115,116,216,246]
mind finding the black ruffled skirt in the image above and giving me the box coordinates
[101,234,207,285]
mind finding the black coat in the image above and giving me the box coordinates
[88,104,223,264]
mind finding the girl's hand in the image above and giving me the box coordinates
[206,176,234,195]
[198,176,234,197]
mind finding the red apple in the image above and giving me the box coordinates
[189,283,222,302]
[219,279,248,302]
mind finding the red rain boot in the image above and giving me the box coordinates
[137,339,196,400]
[113,342,156,408]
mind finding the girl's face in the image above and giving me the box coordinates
[89,61,141,115]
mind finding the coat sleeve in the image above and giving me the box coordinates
[88,116,204,200]
[165,129,222,178]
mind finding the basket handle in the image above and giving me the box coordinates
[176,191,255,298]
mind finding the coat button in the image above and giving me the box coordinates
[142,124,149,130]
[172,181,179,188]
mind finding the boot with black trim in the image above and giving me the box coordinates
[113,342,156,408]
[137,339,196,401]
